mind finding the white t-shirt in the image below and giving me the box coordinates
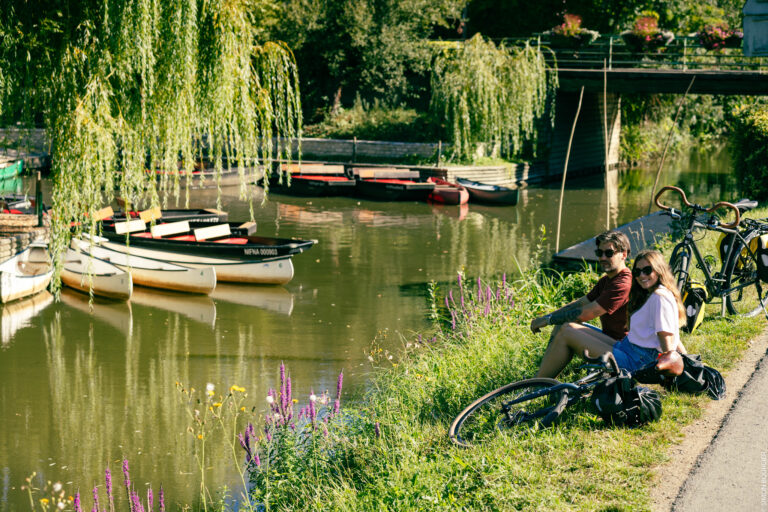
[627,285,681,351]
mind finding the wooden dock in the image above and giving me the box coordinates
[553,211,673,264]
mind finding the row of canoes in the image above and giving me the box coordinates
[264,165,519,206]
[0,206,316,304]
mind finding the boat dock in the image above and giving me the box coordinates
[553,211,674,264]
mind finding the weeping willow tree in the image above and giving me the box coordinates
[0,0,302,294]
[430,34,557,161]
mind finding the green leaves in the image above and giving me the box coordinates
[429,35,557,162]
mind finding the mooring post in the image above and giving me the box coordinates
[35,171,43,227]
[352,136,357,163]
[436,141,442,167]
[556,86,585,254]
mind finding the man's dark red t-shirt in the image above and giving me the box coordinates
[586,268,632,340]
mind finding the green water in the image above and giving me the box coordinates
[0,147,738,509]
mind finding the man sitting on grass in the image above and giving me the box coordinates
[529,230,632,378]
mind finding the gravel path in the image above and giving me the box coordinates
[652,331,768,511]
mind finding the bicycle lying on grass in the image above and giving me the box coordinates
[448,352,658,448]
[654,185,768,318]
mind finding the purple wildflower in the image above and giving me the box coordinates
[484,301,490,316]
[105,468,114,512]
[333,398,340,415]
[451,311,456,330]
[91,487,99,512]
[254,452,261,467]
[444,296,450,310]
[122,459,131,491]
[448,289,454,305]
[374,421,381,438]
[280,363,287,416]
[457,273,462,289]
[159,487,165,512]
[131,491,143,512]
[336,370,344,399]
[460,293,464,308]
[147,488,153,511]
[502,273,506,288]
[74,492,82,512]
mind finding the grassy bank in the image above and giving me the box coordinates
[232,214,766,510]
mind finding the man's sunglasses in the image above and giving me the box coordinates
[633,265,654,277]
[594,248,618,258]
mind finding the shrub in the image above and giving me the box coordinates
[731,105,768,201]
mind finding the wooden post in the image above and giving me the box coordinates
[648,76,696,214]
[556,86,585,254]
[352,136,357,163]
[436,141,442,167]
[35,171,43,227]
[603,61,610,231]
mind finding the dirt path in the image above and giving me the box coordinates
[651,330,768,511]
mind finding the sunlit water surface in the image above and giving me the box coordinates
[0,147,738,509]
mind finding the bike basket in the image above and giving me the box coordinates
[590,370,662,427]
[755,233,768,283]
[664,353,726,400]
[682,284,707,333]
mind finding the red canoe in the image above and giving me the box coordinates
[427,177,469,205]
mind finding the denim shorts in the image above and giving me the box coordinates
[612,337,660,373]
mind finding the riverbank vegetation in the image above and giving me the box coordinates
[731,104,768,201]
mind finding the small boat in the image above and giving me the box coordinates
[455,178,519,206]
[0,243,54,303]
[427,177,469,205]
[72,235,217,294]
[355,178,434,201]
[0,159,23,180]
[96,220,315,284]
[154,166,262,189]
[104,206,229,225]
[62,247,133,301]
[266,174,357,196]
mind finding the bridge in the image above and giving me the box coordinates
[512,34,768,95]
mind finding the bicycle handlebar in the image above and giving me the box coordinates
[654,185,741,229]
[582,351,620,375]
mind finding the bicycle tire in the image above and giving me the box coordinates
[723,230,767,316]
[669,243,691,293]
[448,378,565,448]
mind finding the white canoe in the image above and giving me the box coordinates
[73,236,217,294]
[93,238,295,284]
[0,243,54,303]
[62,247,133,301]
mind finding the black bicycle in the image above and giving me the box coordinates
[448,353,621,448]
[654,186,766,317]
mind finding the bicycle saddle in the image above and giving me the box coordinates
[732,198,758,213]
[656,351,684,377]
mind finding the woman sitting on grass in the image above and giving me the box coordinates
[536,249,686,378]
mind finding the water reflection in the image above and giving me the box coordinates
[0,291,53,347]
[0,146,739,510]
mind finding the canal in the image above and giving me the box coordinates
[0,146,738,509]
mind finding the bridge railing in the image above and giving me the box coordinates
[496,35,768,72]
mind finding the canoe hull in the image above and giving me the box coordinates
[73,237,217,294]
[455,178,519,206]
[0,244,54,303]
[355,179,435,201]
[62,248,133,301]
[267,175,356,197]
[427,178,469,205]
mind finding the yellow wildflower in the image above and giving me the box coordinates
[197,434,203,439]
[41,498,50,505]
[213,402,222,407]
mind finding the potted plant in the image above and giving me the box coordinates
[543,14,600,49]
[621,11,675,55]
[697,23,743,50]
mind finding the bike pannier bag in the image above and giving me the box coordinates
[681,284,707,333]
[755,233,768,283]
[591,370,662,427]
[664,353,726,400]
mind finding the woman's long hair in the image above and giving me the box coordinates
[627,249,686,325]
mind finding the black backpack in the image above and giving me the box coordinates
[665,354,726,400]
[590,370,663,427]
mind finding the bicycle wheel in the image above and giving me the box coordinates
[723,230,767,316]
[448,378,565,448]
[669,243,691,293]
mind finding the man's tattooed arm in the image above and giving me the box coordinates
[547,303,584,325]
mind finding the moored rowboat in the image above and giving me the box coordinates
[427,177,469,205]
[0,243,54,303]
[455,178,519,206]
[73,235,217,294]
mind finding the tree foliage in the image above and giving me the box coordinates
[0,0,302,293]
[430,35,557,161]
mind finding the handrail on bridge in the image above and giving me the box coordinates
[459,35,768,72]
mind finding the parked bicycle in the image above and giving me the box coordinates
[449,353,628,448]
[653,185,767,317]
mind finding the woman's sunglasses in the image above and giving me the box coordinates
[633,265,654,277]
[594,249,617,258]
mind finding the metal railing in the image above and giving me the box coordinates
[497,35,768,72]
